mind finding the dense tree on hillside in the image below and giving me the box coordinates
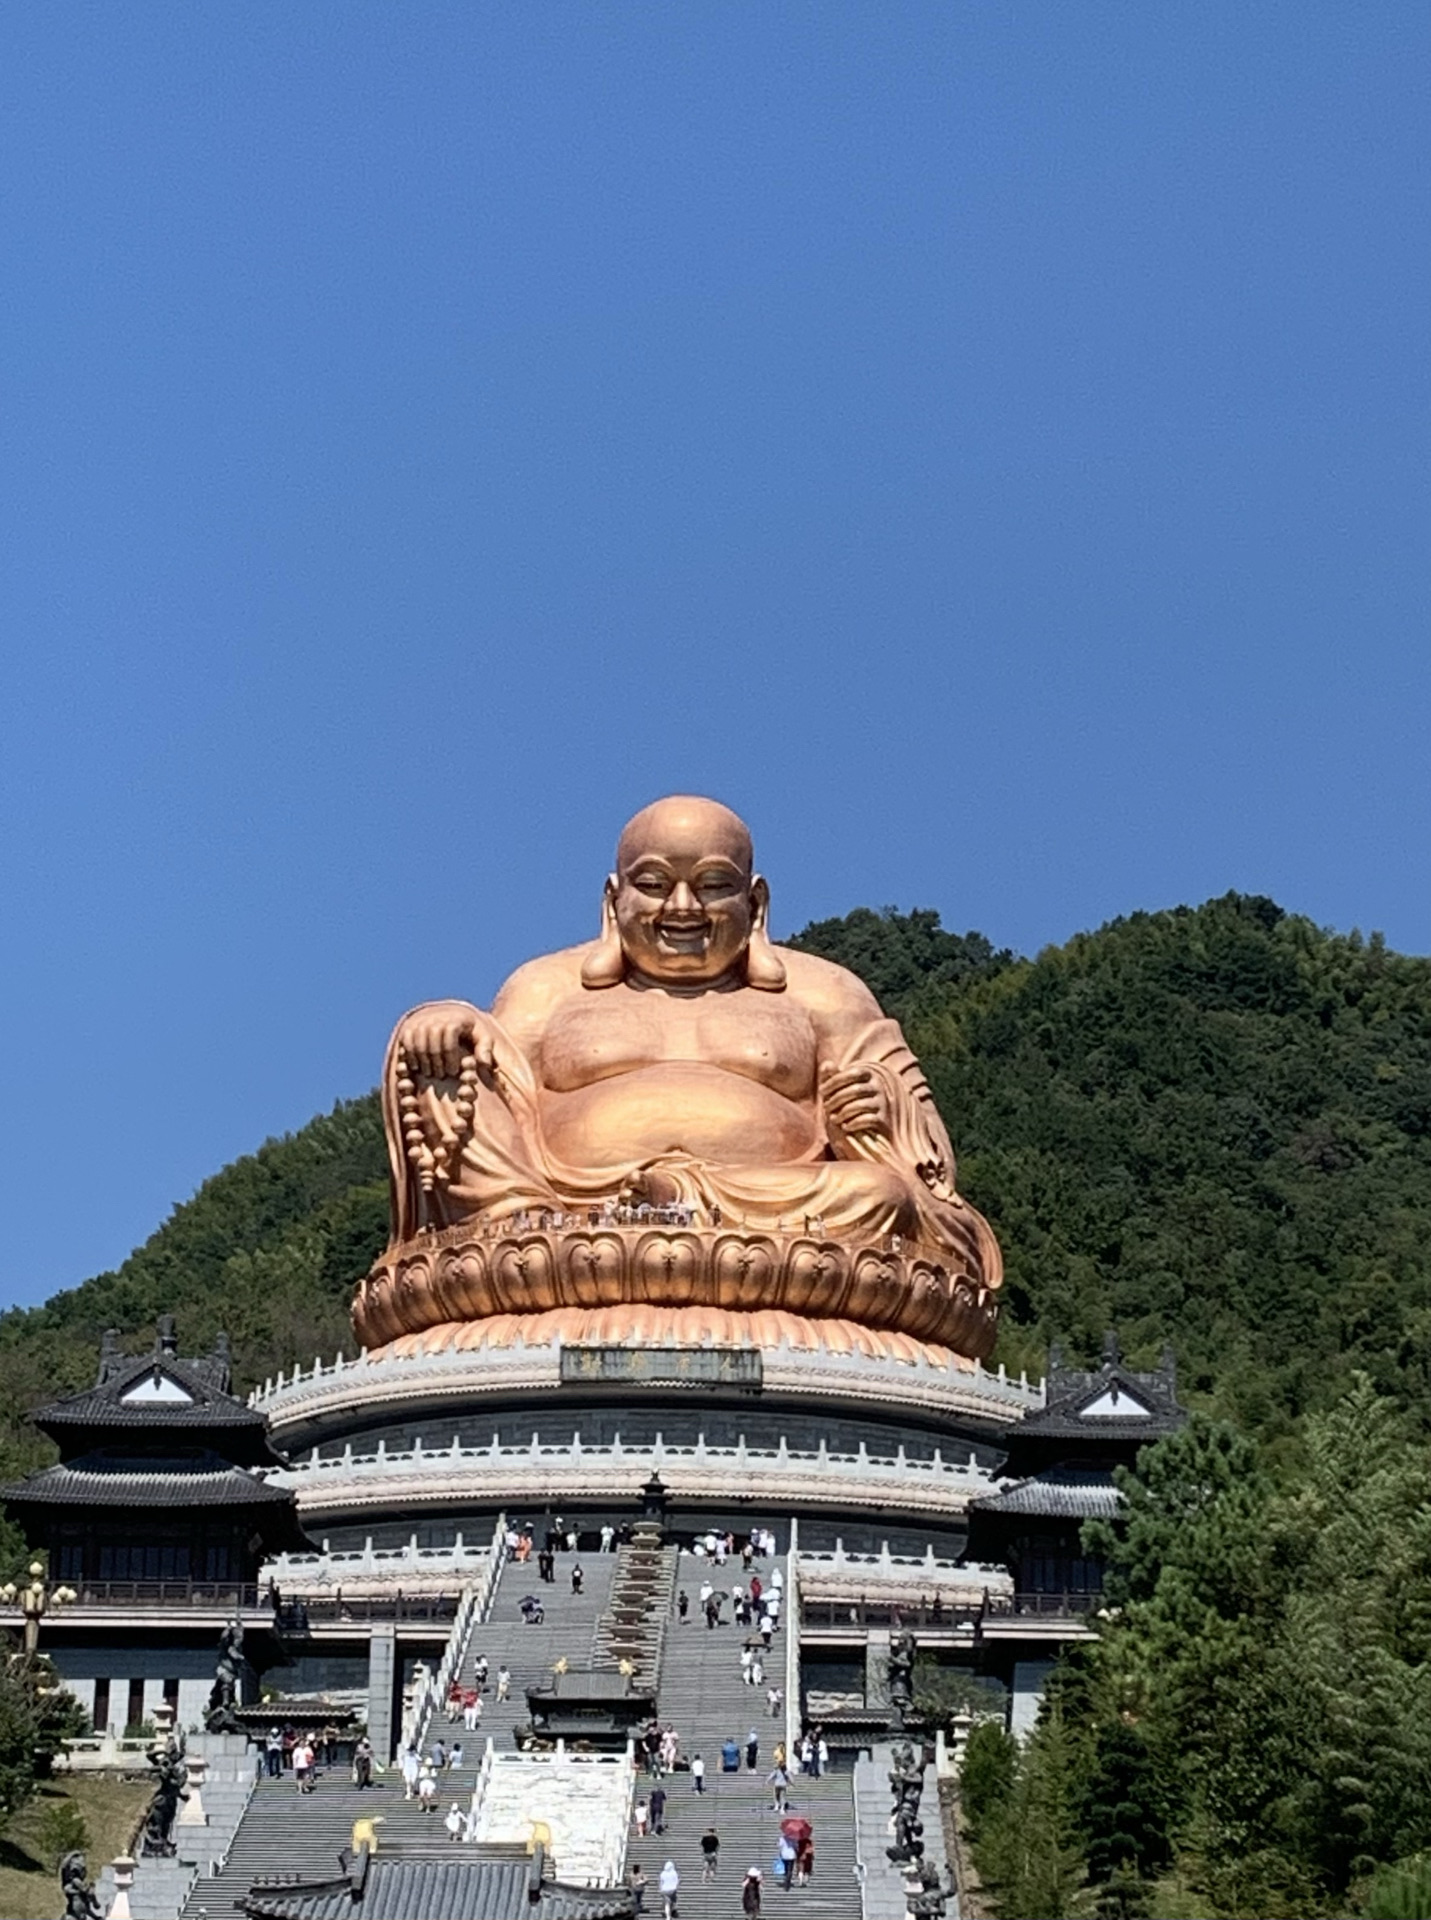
[966,1377,1431,1916]
[785,906,1012,1020]
[798,894,1431,1437]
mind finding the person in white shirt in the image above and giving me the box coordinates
[659,1860,680,1920]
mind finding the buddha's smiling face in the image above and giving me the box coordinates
[611,796,765,987]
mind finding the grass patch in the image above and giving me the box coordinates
[0,1773,151,1920]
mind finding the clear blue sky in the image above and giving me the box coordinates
[1,6,1426,1309]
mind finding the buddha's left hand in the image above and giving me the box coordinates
[820,1063,892,1148]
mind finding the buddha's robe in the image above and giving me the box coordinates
[381,944,1000,1293]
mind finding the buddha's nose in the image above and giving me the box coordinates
[667,880,700,916]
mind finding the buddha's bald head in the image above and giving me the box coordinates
[583,795,783,991]
[616,795,753,878]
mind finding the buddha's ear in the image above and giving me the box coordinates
[745,875,787,992]
[581,876,626,989]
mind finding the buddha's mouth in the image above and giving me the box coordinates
[656,918,711,954]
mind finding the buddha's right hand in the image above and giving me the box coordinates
[393,1001,497,1081]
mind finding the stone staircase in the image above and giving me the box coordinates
[178,1551,617,1919]
[93,1732,256,1920]
[177,1756,471,1920]
[172,1545,868,1920]
[855,1746,955,1920]
[642,1553,862,1920]
[452,1546,621,1749]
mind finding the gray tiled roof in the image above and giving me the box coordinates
[1013,1361,1184,1444]
[0,1457,293,1509]
[972,1468,1122,1520]
[242,1858,635,1920]
[38,1352,268,1433]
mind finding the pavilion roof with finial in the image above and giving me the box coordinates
[30,1318,280,1467]
[994,1332,1186,1477]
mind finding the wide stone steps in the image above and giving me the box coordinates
[179,1763,469,1920]
[450,1548,621,1750]
[643,1555,862,1920]
[183,1553,626,1919]
[95,1733,255,1920]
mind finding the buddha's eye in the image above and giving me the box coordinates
[632,874,668,895]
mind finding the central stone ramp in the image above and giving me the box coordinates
[645,1551,862,1920]
[591,1528,678,1689]
[470,1747,632,1883]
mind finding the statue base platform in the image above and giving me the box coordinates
[370,1303,972,1367]
[356,1221,998,1360]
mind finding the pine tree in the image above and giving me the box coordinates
[977,1706,1091,1919]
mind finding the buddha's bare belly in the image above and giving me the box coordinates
[538,1063,823,1169]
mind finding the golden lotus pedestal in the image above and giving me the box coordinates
[354,1220,999,1364]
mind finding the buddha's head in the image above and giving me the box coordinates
[582,795,786,991]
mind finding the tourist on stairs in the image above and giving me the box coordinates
[659,1859,679,1920]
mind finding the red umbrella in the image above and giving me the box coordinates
[780,1817,812,1842]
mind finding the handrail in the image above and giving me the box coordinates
[400,1514,505,1755]
[253,1340,1046,1419]
[801,1589,1103,1629]
[784,1524,801,1761]
[46,1578,264,1609]
[273,1436,991,1481]
[851,1753,870,1920]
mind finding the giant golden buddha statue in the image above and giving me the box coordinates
[354,797,1001,1361]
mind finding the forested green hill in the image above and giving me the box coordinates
[0,893,1426,1481]
[813,894,1431,1441]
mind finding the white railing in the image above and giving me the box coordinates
[398,1515,504,1754]
[852,1752,872,1920]
[264,1534,496,1592]
[254,1340,1046,1425]
[784,1525,802,1759]
[276,1432,992,1483]
[270,1437,999,1524]
[799,1544,1013,1587]
[268,1433,997,1520]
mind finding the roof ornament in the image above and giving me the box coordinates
[1101,1329,1122,1370]
[97,1328,121,1387]
[156,1315,178,1357]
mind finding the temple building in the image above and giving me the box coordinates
[0,1316,308,1731]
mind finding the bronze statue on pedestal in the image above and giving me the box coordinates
[357,797,1001,1361]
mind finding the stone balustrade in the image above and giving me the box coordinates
[263,1534,497,1594]
[266,1430,999,1519]
[251,1337,1045,1438]
[797,1543,1014,1597]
